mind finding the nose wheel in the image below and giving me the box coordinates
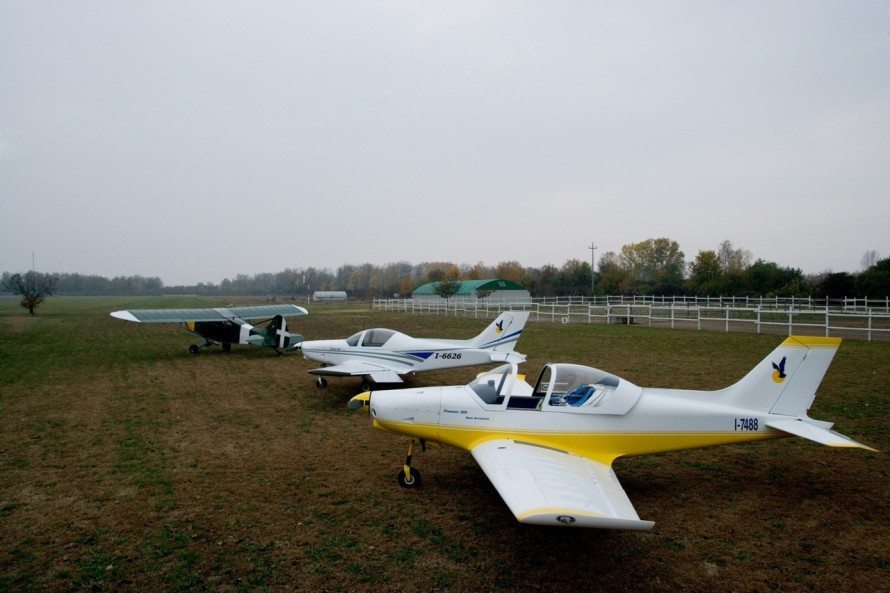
[397,467,421,488]
[396,440,424,489]
[316,377,328,388]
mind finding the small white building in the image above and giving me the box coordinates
[312,290,347,301]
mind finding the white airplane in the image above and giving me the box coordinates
[301,311,530,391]
[348,336,874,530]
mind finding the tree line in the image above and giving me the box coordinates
[3,239,888,301]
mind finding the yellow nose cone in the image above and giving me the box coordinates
[348,391,371,412]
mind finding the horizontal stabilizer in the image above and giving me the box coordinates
[489,351,527,363]
[767,420,876,451]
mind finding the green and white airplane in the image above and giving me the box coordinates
[111,304,308,354]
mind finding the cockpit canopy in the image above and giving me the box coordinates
[467,362,642,415]
[533,363,642,415]
[346,329,398,347]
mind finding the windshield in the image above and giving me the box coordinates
[345,332,362,347]
[361,329,396,347]
[469,366,512,405]
[535,364,619,408]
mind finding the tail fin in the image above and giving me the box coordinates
[268,315,288,348]
[722,336,841,416]
[471,311,530,352]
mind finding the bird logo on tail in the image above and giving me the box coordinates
[771,356,787,383]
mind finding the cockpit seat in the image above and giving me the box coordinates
[472,381,500,404]
[564,385,595,407]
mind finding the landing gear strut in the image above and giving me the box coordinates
[188,340,214,355]
[396,439,424,489]
[316,377,328,388]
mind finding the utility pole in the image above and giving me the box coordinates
[588,241,597,300]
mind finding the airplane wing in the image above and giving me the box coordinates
[308,362,404,384]
[470,439,654,530]
[110,304,307,323]
[225,305,308,320]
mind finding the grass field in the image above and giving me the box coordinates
[1,296,887,592]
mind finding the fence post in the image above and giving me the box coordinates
[697,307,701,331]
[868,310,872,341]
[725,307,729,333]
[756,307,761,333]
[671,303,675,329]
[825,307,829,337]
[788,309,793,335]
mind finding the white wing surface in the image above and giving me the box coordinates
[308,361,404,383]
[767,419,876,450]
[471,439,654,530]
[110,304,307,323]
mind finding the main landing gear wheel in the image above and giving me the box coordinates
[360,379,373,392]
[396,467,421,489]
[316,377,328,388]
[188,344,200,355]
[222,343,232,353]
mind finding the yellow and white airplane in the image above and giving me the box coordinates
[349,336,874,530]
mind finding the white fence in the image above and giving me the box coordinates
[373,298,890,342]
[515,294,890,312]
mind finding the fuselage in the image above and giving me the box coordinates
[184,318,299,348]
[368,378,788,464]
[301,333,501,373]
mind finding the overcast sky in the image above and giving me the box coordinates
[1,1,888,285]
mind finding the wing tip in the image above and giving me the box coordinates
[516,508,655,530]
[110,310,140,322]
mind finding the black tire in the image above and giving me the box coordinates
[316,377,327,388]
[396,467,421,489]
[189,344,199,355]
[222,342,232,353]
[360,380,372,392]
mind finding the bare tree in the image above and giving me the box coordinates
[2,271,59,315]
[861,249,879,271]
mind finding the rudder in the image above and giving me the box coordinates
[471,311,530,352]
[723,336,841,416]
